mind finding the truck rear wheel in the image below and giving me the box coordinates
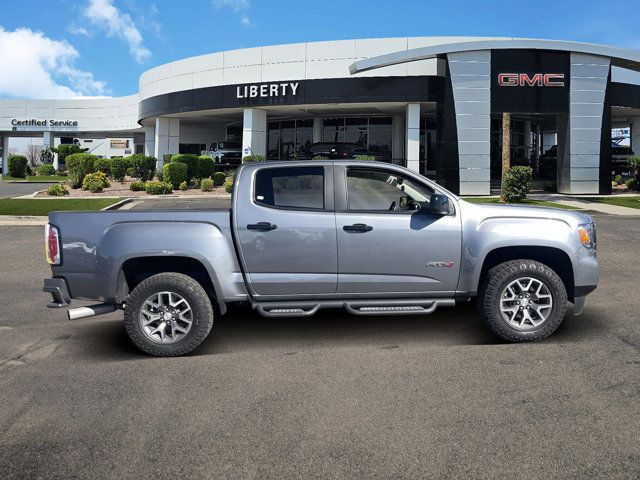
[478,259,567,342]
[124,272,214,356]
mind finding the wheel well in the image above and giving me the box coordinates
[118,256,217,304]
[479,247,575,300]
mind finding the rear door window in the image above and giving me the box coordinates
[254,166,325,210]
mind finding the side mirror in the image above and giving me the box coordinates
[429,194,450,215]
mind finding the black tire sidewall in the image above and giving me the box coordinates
[480,260,567,342]
[124,273,214,356]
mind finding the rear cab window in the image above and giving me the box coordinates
[254,166,325,210]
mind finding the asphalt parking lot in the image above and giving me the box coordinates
[0,215,638,480]
[0,180,55,199]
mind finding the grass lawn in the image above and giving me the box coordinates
[463,197,579,210]
[0,198,124,216]
[586,196,640,210]
[1,175,68,182]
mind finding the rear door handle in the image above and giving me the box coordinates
[247,222,277,231]
[343,223,373,233]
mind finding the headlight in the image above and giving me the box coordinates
[578,222,596,250]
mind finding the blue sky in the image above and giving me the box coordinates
[1,0,639,98]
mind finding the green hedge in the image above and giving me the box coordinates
[7,155,28,178]
[66,153,97,188]
[213,171,226,186]
[130,180,146,191]
[82,172,110,193]
[47,184,68,196]
[145,181,173,195]
[38,164,56,176]
[242,154,264,163]
[110,157,129,182]
[129,154,156,181]
[502,166,533,203]
[170,154,199,180]
[200,178,214,192]
[162,162,188,189]
[94,158,111,176]
[198,156,215,179]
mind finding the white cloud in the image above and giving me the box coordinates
[0,27,108,99]
[68,25,90,36]
[213,0,250,11]
[213,0,252,27]
[83,0,151,63]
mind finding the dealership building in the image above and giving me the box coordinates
[2,36,640,195]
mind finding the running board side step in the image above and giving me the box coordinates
[255,299,455,318]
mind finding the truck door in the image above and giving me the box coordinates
[233,164,337,297]
[334,165,461,295]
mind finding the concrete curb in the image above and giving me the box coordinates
[101,198,135,210]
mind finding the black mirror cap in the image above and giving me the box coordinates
[429,194,450,215]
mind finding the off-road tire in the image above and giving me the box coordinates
[124,272,214,356]
[478,259,567,342]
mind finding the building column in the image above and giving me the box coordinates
[242,108,267,158]
[154,118,180,168]
[405,103,420,172]
[523,120,532,160]
[1,137,9,176]
[312,118,323,144]
[558,53,610,194]
[392,115,404,162]
[630,117,640,156]
[144,126,155,157]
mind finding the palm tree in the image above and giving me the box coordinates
[500,112,511,202]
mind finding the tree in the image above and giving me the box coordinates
[500,112,511,203]
[53,144,88,166]
[39,147,55,165]
[26,144,42,167]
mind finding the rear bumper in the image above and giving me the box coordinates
[43,277,71,308]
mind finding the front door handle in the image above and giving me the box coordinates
[343,223,373,233]
[247,222,277,231]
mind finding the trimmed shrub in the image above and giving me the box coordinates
[82,172,110,191]
[198,156,215,179]
[242,154,264,163]
[66,153,96,188]
[7,155,28,178]
[213,171,226,186]
[502,166,533,203]
[110,157,128,182]
[94,158,111,176]
[162,162,188,189]
[200,178,214,192]
[156,169,163,182]
[624,177,639,190]
[38,164,56,176]
[145,181,173,195]
[354,155,375,160]
[312,155,329,160]
[224,180,234,194]
[162,153,174,164]
[26,165,34,176]
[129,154,157,181]
[130,180,146,191]
[54,144,88,167]
[47,184,68,196]
[170,154,199,180]
[179,181,188,191]
[613,174,623,185]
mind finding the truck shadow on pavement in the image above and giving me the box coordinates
[85,301,606,360]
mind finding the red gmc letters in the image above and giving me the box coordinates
[498,73,565,87]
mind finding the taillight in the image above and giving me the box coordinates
[45,224,60,265]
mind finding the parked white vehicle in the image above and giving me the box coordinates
[200,141,242,164]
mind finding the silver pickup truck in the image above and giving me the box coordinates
[43,161,598,356]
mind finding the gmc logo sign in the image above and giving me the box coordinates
[498,73,565,87]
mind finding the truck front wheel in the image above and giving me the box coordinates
[124,272,214,356]
[478,259,567,342]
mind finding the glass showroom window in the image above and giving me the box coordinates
[267,120,315,160]
[322,117,393,155]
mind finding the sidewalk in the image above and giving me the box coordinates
[529,194,640,216]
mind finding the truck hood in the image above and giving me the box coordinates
[457,199,594,229]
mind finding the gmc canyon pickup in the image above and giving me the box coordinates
[43,161,598,356]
